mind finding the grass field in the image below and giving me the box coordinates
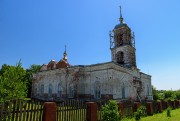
[121,108,180,121]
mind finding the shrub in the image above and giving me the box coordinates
[133,105,147,121]
[134,111,140,121]
[137,105,147,117]
[101,100,120,121]
[167,107,171,117]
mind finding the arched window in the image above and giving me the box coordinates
[48,84,53,97]
[34,84,37,97]
[117,52,124,64]
[68,84,74,98]
[40,84,44,97]
[122,83,125,99]
[147,85,150,96]
[57,83,63,98]
[116,34,123,47]
[94,81,101,99]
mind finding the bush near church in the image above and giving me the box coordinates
[101,100,120,121]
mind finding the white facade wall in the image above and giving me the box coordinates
[32,62,152,101]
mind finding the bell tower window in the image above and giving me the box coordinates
[116,34,123,47]
[117,52,124,64]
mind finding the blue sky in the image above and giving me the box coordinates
[0,0,180,90]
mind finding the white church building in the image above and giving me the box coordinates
[32,7,153,101]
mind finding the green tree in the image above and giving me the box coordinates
[28,64,41,74]
[26,64,41,98]
[164,91,173,99]
[0,62,27,103]
[157,91,165,100]
[152,86,159,100]
[175,90,180,100]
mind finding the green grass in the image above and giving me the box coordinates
[121,108,180,121]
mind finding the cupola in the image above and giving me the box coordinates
[110,6,136,68]
[56,46,70,68]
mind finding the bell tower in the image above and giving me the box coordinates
[110,6,136,68]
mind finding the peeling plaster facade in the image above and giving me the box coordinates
[32,62,152,101]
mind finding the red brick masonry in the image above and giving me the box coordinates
[86,102,98,121]
[43,102,57,121]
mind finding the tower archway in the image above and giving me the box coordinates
[116,51,124,64]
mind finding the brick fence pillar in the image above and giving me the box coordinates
[157,101,162,113]
[43,102,57,121]
[86,102,98,121]
[118,102,123,118]
[146,102,153,116]
[133,102,141,112]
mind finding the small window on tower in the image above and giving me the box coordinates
[116,34,123,47]
[119,35,123,45]
[117,52,124,64]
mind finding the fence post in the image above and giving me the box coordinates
[133,102,141,112]
[43,102,57,121]
[86,102,98,121]
[164,101,169,109]
[176,100,180,108]
[161,100,166,110]
[157,101,162,113]
[146,102,153,116]
[118,102,123,118]
[174,100,178,109]
[173,100,176,109]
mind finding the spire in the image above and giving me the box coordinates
[119,6,124,23]
[63,45,67,60]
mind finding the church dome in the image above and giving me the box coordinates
[47,60,57,70]
[114,6,130,30]
[114,23,128,30]
[56,59,70,68]
[56,46,71,69]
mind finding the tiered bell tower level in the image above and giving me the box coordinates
[110,6,136,68]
